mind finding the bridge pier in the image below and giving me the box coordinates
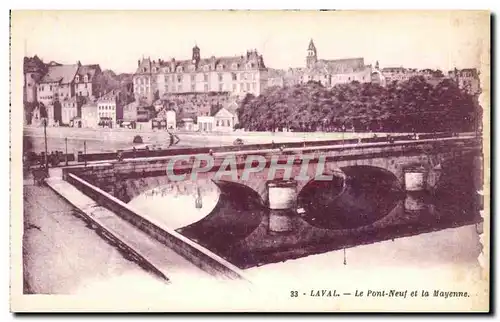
[267,180,298,234]
[403,167,428,192]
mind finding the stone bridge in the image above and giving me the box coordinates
[63,135,483,268]
[67,136,482,206]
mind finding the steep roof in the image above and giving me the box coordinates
[135,50,266,75]
[308,39,316,51]
[76,64,101,82]
[214,107,234,118]
[40,64,79,84]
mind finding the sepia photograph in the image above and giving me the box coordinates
[9,9,490,312]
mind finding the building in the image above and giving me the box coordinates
[122,101,139,123]
[448,68,481,96]
[23,57,101,126]
[61,96,85,126]
[74,64,102,98]
[197,107,236,133]
[36,62,79,117]
[268,40,372,89]
[197,115,214,132]
[214,107,236,132]
[23,56,47,104]
[96,90,123,128]
[81,102,98,128]
[133,45,268,105]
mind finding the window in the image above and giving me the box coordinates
[204,74,209,82]
[165,85,168,92]
[143,67,147,72]
[252,82,256,91]
[204,84,208,92]
[84,75,89,82]
[191,74,196,82]
[232,84,237,91]
[177,66,183,73]
[219,84,223,91]
[177,85,182,92]
[232,63,239,70]
[75,76,79,83]
[217,64,224,71]
[203,65,209,72]
[177,75,182,83]
[164,75,169,82]
[191,84,195,91]
[232,73,237,81]
[49,85,52,91]
[218,73,223,82]
[240,83,244,91]
[216,120,220,126]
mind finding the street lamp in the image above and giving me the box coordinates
[42,117,48,172]
[65,137,68,166]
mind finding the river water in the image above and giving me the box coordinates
[127,156,483,270]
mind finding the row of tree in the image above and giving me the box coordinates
[236,77,481,133]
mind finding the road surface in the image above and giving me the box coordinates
[22,179,160,294]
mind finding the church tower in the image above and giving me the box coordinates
[192,44,201,66]
[306,39,317,69]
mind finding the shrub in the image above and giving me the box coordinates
[133,135,143,144]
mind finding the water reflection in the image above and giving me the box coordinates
[128,159,482,269]
[128,179,220,230]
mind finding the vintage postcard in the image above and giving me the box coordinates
[10,10,490,312]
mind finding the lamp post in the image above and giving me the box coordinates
[65,137,68,166]
[84,141,87,167]
[43,117,48,172]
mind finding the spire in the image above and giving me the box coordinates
[308,38,316,51]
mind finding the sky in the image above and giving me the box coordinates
[12,10,489,74]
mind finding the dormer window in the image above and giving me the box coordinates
[164,67,170,73]
[232,63,239,70]
[75,75,80,83]
[83,74,89,82]
[189,65,195,72]
[143,67,147,72]
[217,64,224,71]
[152,67,157,73]
[203,65,209,72]
[177,66,183,73]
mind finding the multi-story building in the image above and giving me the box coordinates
[36,62,78,108]
[61,96,81,126]
[268,40,372,89]
[96,90,123,127]
[81,102,98,128]
[23,56,47,104]
[448,68,481,96]
[122,101,139,123]
[74,64,102,98]
[133,45,268,105]
[24,58,101,126]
